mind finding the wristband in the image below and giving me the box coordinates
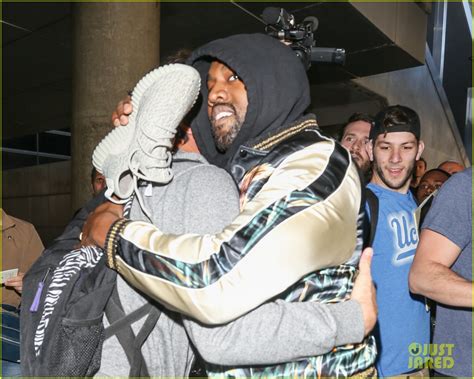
[105,218,131,269]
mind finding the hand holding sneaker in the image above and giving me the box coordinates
[111,95,132,127]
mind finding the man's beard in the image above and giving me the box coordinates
[210,103,244,152]
[373,157,415,191]
[351,153,371,177]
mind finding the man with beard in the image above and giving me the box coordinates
[365,105,430,377]
[339,113,373,179]
[83,34,377,377]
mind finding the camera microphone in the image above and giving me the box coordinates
[262,7,294,30]
[311,48,346,65]
[303,16,319,32]
[261,6,346,70]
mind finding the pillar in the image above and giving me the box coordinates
[71,2,160,210]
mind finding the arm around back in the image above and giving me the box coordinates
[183,299,365,365]
[111,141,363,324]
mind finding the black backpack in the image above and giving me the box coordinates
[364,188,379,248]
[20,194,161,377]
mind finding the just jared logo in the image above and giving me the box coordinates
[408,343,455,370]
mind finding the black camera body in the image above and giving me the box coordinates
[262,7,346,70]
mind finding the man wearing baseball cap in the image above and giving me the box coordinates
[365,105,430,377]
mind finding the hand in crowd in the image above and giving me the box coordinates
[81,201,124,248]
[5,272,25,294]
[351,247,377,337]
[111,95,132,127]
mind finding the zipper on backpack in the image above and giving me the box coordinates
[30,267,51,313]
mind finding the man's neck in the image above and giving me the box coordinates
[370,175,411,195]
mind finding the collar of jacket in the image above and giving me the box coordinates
[1,209,16,231]
[228,114,318,184]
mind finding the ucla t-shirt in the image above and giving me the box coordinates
[366,183,430,377]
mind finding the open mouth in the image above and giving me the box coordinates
[215,111,234,121]
[211,104,236,123]
[388,168,403,176]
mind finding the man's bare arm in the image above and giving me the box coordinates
[409,228,473,308]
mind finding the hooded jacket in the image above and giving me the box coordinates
[188,33,310,170]
[106,34,375,376]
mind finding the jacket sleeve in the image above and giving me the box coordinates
[183,299,365,365]
[20,224,45,274]
[109,139,362,324]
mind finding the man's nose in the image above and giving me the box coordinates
[389,148,402,163]
[351,139,362,152]
[208,83,229,105]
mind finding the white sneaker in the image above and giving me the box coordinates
[92,63,201,200]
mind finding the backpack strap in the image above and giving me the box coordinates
[103,195,162,377]
[128,305,161,377]
[104,285,162,377]
[365,188,379,247]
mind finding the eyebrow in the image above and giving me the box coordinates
[377,141,415,145]
[344,132,368,137]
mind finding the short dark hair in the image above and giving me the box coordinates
[370,105,420,142]
[91,167,98,183]
[339,112,374,141]
[420,168,451,181]
[418,157,427,168]
[165,48,193,65]
[163,49,194,151]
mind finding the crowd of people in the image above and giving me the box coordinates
[2,32,472,378]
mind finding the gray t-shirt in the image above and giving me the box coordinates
[422,167,472,377]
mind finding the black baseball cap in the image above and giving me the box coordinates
[370,105,420,140]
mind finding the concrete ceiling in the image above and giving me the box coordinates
[2,1,425,141]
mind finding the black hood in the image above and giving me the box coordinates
[187,33,310,169]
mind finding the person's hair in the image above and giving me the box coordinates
[371,105,420,144]
[174,124,188,145]
[420,168,451,182]
[162,49,195,151]
[338,112,374,141]
[412,157,427,182]
[90,167,98,183]
[384,107,410,124]
[164,48,193,65]
[437,160,463,168]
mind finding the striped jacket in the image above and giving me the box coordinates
[106,115,376,376]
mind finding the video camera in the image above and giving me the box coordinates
[262,7,346,70]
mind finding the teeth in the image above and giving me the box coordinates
[215,111,233,121]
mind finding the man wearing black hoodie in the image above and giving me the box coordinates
[84,34,377,377]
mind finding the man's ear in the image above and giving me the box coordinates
[416,140,425,160]
[367,140,374,161]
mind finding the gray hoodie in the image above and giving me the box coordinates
[97,151,365,377]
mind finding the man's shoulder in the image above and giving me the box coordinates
[173,153,235,190]
[5,213,37,233]
[441,166,471,192]
[249,114,324,151]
